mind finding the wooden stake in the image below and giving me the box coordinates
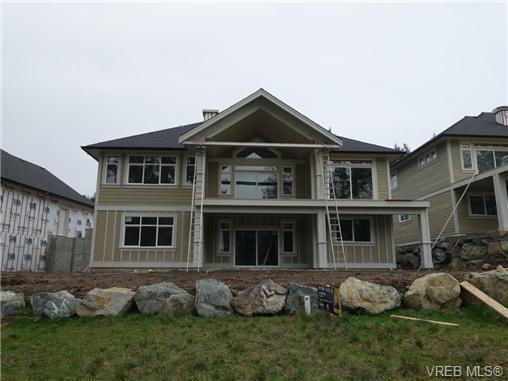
[390,314,459,327]
[460,281,508,319]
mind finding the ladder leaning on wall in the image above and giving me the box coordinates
[319,149,348,270]
[186,146,206,272]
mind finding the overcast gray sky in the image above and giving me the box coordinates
[2,1,507,196]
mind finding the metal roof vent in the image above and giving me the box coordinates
[493,106,508,126]
[202,109,219,121]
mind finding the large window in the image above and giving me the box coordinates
[123,215,175,247]
[220,165,232,195]
[337,218,372,243]
[184,157,195,185]
[475,146,508,173]
[330,160,373,199]
[105,155,119,184]
[469,194,497,216]
[235,165,278,199]
[128,156,177,185]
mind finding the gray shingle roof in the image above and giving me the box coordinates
[1,150,94,208]
[393,111,508,169]
[82,122,399,156]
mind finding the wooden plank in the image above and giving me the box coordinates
[496,265,508,274]
[460,281,508,319]
[390,314,459,327]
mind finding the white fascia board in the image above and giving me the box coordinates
[178,89,343,146]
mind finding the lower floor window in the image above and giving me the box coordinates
[282,221,295,254]
[337,218,372,242]
[399,214,411,223]
[469,195,497,216]
[218,222,231,253]
[123,215,175,247]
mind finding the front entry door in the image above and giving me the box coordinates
[235,230,278,266]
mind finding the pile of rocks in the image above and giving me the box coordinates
[1,269,506,319]
[396,230,508,270]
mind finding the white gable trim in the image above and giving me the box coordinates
[178,89,343,146]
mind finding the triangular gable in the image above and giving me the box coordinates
[178,89,343,147]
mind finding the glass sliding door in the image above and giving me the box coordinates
[235,230,279,266]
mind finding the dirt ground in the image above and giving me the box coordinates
[1,269,473,297]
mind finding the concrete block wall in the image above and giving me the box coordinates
[46,228,92,272]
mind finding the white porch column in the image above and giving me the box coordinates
[493,173,508,231]
[419,209,433,269]
[313,149,325,200]
[317,209,329,268]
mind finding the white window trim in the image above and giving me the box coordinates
[281,166,295,197]
[335,217,375,244]
[460,142,475,171]
[418,148,438,168]
[390,172,398,190]
[120,212,177,249]
[183,155,196,187]
[467,193,498,218]
[281,219,296,255]
[125,155,179,186]
[103,155,120,185]
[329,160,375,201]
[217,219,232,254]
[398,214,411,224]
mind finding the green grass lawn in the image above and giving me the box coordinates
[2,306,507,381]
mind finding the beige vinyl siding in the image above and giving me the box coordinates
[92,210,190,266]
[376,158,389,200]
[392,142,450,199]
[204,214,313,268]
[97,151,193,206]
[206,162,219,198]
[393,191,455,244]
[327,215,394,266]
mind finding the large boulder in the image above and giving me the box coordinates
[31,291,80,318]
[463,270,508,306]
[460,244,487,261]
[0,291,25,317]
[339,277,401,314]
[77,287,135,317]
[232,279,287,316]
[404,273,461,309]
[284,283,319,314]
[195,279,233,317]
[134,282,194,316]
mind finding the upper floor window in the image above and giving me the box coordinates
[105,155,119,184]
[390,172,398,190]
[460,144,473,170]
[220,165,232,195]
[475,145,508,173]
[235,165,278,199]
[469,194,497,216]
[418,149,438,168]
[282,167,294,196]
[128,156,177,185]
[184,157,195,185]
[330,160,373,200]
[236,147,278,159]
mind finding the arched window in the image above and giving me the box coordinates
[235,147,278,159]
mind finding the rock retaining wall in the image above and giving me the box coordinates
[396,231,508,270]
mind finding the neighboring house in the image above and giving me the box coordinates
[82,89,432,271]
[1,150,94,271]
[391,106,508,246]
